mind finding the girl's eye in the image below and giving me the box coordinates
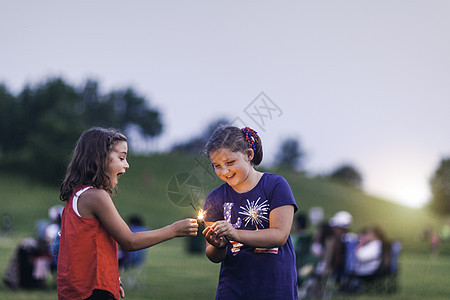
[226,161,235,166]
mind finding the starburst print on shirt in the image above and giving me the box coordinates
[239,198,269,230]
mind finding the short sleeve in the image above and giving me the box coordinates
[267,175,298,213]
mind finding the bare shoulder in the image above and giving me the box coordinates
[83,188,110,199]
[78,188,114,218]
[83,188,114,206]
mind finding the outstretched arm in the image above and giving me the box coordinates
[79,189,198,251]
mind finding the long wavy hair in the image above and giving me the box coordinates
[204,125,263,166]
[60,127,127,202]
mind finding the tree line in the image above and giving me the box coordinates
[0,77,162,183]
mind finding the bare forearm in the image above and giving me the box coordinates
[120,225,177,251]
[205,244,227,263]
[234,228,289,248]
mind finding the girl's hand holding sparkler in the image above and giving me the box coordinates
[210,220,238,242]
[170,218,199,237]
[203,225,228,249]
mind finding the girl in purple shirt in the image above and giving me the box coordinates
[203,126,298,300]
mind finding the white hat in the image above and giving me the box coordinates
[329,211,353,228]
[48,205,64,222]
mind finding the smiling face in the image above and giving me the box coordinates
[107,141,129,188]
[209,147,256,193]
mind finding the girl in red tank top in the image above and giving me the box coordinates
[57,128,198,300]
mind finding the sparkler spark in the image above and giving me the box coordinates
[239,198,269,230]
[190,200,206,226]
[190,200,229,245]
[197,209,205,221]
[197,209,206,226]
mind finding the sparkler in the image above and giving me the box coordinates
[197,209,206,227]
[190,201,206,227]
[190,200,230,244]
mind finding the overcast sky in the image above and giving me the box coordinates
[1,1,449,208]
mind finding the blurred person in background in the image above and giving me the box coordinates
[327,211,353,279]
[118,215,149,269]
[353,225,391,279]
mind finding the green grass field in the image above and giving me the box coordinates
[2,237,450,299]
[1,153,450,299]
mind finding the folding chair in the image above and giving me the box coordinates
[343,239,402,295]
[119,246,148,289]
[321,233,360,298]
[120,264,146,289]
[385,241,402,293]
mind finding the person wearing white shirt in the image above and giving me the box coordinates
[354,226,388,277]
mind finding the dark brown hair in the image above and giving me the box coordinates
[60,127,127,201]
[204,125,263,166]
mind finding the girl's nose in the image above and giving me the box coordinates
[221,167,229,175]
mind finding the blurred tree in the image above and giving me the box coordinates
[22,79,85,181]
[274,138,304,171]
[429,158,450,215]
[113,88,163,137]
[328,164,363,189]
[171,118,229,154]
[80,79,116,127]
[0,77,163,184]
[81,80,163,137]
[0,84,22,156]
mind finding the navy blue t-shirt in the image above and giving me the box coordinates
[204,173,298,300]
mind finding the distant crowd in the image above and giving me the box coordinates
[2,206,148,290]
[3,205,62,290]
[420,217,450,257]
[291,208,401,299]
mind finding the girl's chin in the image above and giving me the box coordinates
[225,177,242,188]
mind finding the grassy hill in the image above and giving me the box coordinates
[0,152,446,253]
